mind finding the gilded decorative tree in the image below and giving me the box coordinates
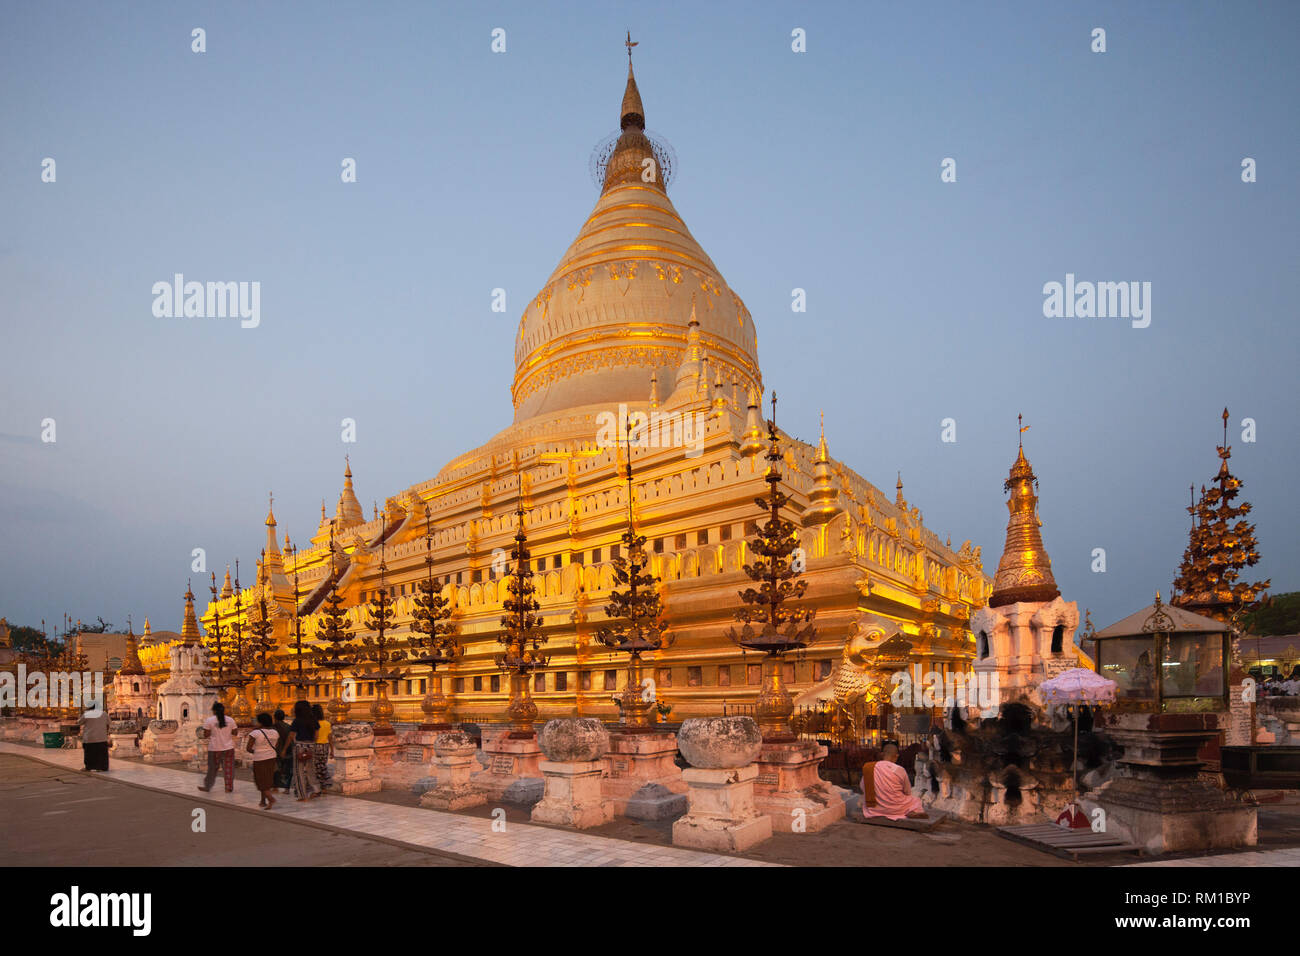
[279,544,329,699]
[1172,408,1270,624]
[595,424,673,730]
[314,525,358,725]
[409,505,459,730]
[496,492,550,736]
[246,561,279,716]
[354,518,408,735]
[725,392,816,741]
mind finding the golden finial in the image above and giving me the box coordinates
[620,32,644,129]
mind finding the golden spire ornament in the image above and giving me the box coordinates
[595,422,674,730]
[496,479,550,736]
[314,523,358,725]
[988,418,1060,608]
[725,391,817,741]
[409,505,460,730]
[355,515,408,735]
[1171,407,1269,623]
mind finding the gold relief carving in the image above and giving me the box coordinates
[534,286,553,321]
[606,261,638,294]
[512,325,760,400]
[565,267,595,303]
[513,345,675,404]
[653,261,684,286]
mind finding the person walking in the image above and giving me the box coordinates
[311,703,333,792]
[78,704,110,772]
[272,708,293,793]
[282,699,320,801]
[247,712,280,809]
[197,701,238,793]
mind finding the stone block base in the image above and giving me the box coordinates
[1087,776,1258,854]
[417,749,486,810]
[329,746,379,795]
[753,739,844,833]
[601,731,687,820]
[531,760,613,829]
[672,765,773,853]
[473,733,544,805]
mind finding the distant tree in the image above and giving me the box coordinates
[9,625,60,655]
[1242,592,1300,636]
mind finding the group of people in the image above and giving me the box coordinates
[1258,667,1300,697]
[197,699,334,808]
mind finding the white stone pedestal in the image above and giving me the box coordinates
[753,739,845,833]
[141,720,180,763]
[672,765,773,852]
[419,735,487,811]
[333,747,381,795]
[473,731,544,805]
[601,731,687,820]
[532,760,612,829]
[109,732,139,758]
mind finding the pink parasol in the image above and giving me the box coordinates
[1040,667,1117,704]
[1039,667,1117,826]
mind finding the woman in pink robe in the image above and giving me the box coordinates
[863,740,926,820]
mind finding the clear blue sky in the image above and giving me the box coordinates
[2,1,1296,635]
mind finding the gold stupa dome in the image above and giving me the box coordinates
[511,43,761,424]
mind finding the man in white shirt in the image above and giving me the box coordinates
[197,701,239,793]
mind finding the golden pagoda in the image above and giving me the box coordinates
[971,421,1082,705]
[177,44,993,732]
[988,421,1061,608]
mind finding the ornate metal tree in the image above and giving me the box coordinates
[595,424,673,731]
[202,573,237,712]
[354,517,408,736]
[496,491,550,736]
[408,505,460,730]
[1172,407,1270,624]
[314,525,358,725]
[725,392,817,741]
[222,563,256,724]
[279,544,329,702]
[246,557,279,716]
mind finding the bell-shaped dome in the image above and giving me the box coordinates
[511,56,761,424]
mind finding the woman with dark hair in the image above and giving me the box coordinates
[282,699,320,801]
[198,701,238,793]
[247,712,279,809]
[272,708,293,793]
[311,703,333,791]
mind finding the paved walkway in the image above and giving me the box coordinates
[1125,847,1300,867]
[0,742,772,867]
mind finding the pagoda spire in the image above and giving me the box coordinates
[180,581,201,645]
[1171,407,1269,623]
[988,425,1060,608]
[621,32,644,129]
[601,34,662,194]
[120,622,145,675]
[220,566,233,599]
[739,386,765,457]
[807,411,842,524]
[335,456,364,528]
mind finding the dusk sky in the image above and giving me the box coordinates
[2,1,1296,636]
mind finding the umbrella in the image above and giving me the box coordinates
[1039,667,1117,821]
